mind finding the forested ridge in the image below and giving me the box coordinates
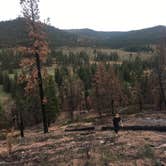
[0,18,78,48]
[0,18,166,49]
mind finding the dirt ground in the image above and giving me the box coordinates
[0,111,166,166]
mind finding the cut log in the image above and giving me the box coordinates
[65,126,95,132]
[101,126,166,132]
[65,125,166,132]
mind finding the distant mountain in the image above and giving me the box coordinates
[66,28,123,40]
[66,26,166,48]
[0,18,28,47]
[0,18,166,49]
[0,18,78,48]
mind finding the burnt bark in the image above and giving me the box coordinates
[139,96,143,111]
[65,125,166,132]
[35,52,48,133]
[111,99,115,115]
[157,69,166,110]
[19,110,24,138]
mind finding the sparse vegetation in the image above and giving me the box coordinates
[0,0,165,165]
[136,144,155,159]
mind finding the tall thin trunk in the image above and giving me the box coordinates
[15,109,20,129]
[95,88,102,118]
[35,52,48,133]
[111,99,115,115]
[84,90,89,111]
[159,95,162,110]
[139,97,142,111]
[69,96,74,121]
[158,70,166,110]
[19,110,24,138]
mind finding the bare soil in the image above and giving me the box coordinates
[0,111,166,166]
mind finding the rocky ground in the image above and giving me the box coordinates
[0,111,166,166]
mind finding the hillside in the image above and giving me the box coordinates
[66,26,166,48]
[0,18,166,49]
[0,18,78,48]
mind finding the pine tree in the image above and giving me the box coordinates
[55,68,63,87]
[20,0,49,133]
[2,72,11,93]
[14,79,25,138]
[45,76,59,126]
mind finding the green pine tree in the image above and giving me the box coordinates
[45,76,59,126]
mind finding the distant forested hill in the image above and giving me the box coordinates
[66,26,166,48]
[0,18,28,47]
[0,18,78,48]
[0,18,166,49]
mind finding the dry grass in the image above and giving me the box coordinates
[0,111,165,165]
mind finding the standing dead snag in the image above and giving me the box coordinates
[62,72,84,121]
[156,39,166,110]
[150,39,166,110]
[92,64,127,117]
[20,0,49,133]
[92,64,108,117]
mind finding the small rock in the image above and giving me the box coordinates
[100,140,105,144]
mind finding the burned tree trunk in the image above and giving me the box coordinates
[19,110,24,138]
[157,70,166,110]
[35,53,48,133]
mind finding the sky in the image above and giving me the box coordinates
[0,0,166,31]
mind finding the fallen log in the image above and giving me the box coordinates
[65,126,95,132]
[79,131,95,136]
[101,126,166,132]
[65,125,166,132]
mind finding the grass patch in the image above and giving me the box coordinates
[99,147,126,164]
[101,151,125,164]
[136,144,155,159]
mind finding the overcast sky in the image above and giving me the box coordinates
[0,0,166,31]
